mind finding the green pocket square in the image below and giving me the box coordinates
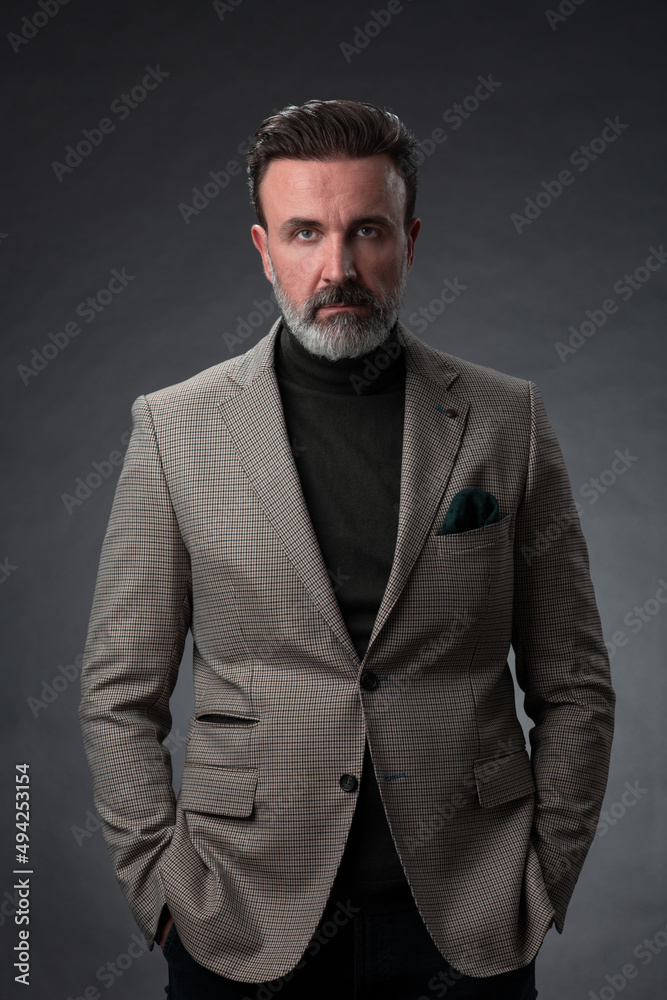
[438,488,500,535]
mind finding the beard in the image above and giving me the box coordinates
[267,251,408,361]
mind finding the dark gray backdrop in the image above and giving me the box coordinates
[2,0,665,997]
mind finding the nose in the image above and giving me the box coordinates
[320,235,358,286]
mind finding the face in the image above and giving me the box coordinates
[251,155,420,360]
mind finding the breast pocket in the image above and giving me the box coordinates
[406,514,513,638]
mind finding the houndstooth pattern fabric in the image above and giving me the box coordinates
[79,317,615,980]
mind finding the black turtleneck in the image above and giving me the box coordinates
[274,318,416,915]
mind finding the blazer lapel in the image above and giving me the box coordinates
[367,325,469,654]
[218,319,358,663]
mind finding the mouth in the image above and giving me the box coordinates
[318,303,367,311]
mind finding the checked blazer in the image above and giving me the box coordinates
[79,317,615,980]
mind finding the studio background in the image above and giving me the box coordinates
[2,0,665,997]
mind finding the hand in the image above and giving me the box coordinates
[159,915,174,949]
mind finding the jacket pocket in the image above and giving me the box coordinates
[195,713,259,726]
[411,515,512,633]
[178,764,258,818]
[473,748,535,808]
[431,512,513,549]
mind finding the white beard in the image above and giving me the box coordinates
[267,253,408,361]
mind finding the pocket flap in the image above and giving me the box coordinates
[473,749,535,808]
[178,765,258,818]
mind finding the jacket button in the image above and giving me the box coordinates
[445,408,457,418]
[360,670,379,690]
[339,774,358,792]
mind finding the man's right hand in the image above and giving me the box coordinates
[159,914,174,949]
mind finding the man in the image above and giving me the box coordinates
[79,99,615,999]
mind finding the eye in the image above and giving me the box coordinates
[296,229,317,240]
[357,226,379,237]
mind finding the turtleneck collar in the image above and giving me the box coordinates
[274,317,405,396]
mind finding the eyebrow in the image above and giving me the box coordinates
[276,215,395,237]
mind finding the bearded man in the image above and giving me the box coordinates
[80,98,614,1000]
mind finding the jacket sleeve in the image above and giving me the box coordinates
[511,381,615,933]
[78,394,192,948]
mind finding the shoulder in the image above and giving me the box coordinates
[126,358,244,439]
[134,324,279,419]
[399,325,533,406]
[141,357,239,410]
[441,352,530,398]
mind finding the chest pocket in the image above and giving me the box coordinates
[405,514,513,637]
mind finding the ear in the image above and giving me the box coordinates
[405,217,421,273]
[251,225,273,283]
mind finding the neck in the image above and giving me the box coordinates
[275,318,405,396]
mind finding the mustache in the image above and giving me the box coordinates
[306,283,380,319]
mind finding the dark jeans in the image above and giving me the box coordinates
[162,899,538,1000]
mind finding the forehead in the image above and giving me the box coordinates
[259,155,407,221]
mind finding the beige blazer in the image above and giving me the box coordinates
[79,318,615,980]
